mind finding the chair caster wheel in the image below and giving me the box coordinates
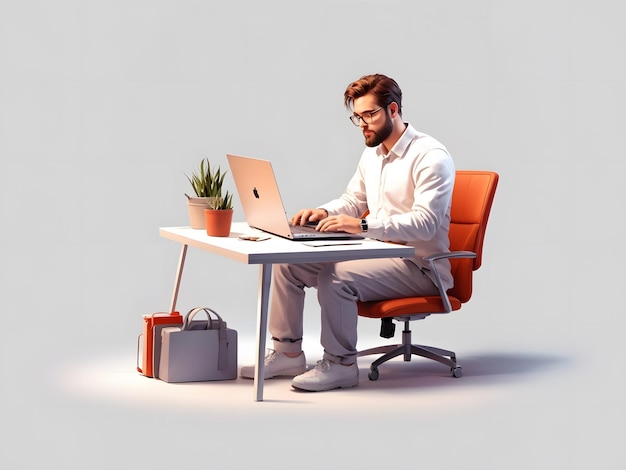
[451,367,463,378]
[368,368,379,381]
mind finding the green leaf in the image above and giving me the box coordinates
[186,158,233,203]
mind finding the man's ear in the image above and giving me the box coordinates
[388,101,399,117]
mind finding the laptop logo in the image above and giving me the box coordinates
[253,187,260,199]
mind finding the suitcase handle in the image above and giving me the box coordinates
[137,333,144,374]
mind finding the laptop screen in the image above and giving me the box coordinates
[227,154,363,241]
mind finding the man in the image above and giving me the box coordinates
[240,74,455,391]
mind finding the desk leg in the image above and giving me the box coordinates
[169,244,188,313]
[253,263,272,402]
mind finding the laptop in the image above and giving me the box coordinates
[226,154,364,241]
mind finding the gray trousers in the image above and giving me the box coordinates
[268,257,439,364]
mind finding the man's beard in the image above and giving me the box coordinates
[364,113,393,147]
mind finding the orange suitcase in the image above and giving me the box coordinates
[137,311,183,378]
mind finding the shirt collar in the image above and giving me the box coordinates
[376,122,419,160]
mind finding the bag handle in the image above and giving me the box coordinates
[182,307,229,371]
[182,307,224,330]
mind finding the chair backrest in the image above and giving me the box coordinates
[447,170,499,303]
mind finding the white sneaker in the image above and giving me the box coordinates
[291,359,359,392]
[240,349,307,379]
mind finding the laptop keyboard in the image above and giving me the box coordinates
[289,223,318,234]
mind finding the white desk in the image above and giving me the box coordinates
[159,222,415,401]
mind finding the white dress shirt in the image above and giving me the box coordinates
[321,123,456,289]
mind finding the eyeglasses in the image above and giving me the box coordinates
[349,107,384,126]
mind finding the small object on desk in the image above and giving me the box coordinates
[303,241,363,247]
[238,235,271,242]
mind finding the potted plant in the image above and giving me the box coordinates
[203,187,234,237]
[185,158,230,230]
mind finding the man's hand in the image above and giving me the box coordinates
[290,208,328,226]
[290,210,362,233]
[316,214,363,234]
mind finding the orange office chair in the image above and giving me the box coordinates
[357,170,499,380]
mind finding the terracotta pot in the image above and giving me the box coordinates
[186,197,218,229]
[204,209,234,237]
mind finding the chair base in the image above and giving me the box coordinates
[357,320,462,380]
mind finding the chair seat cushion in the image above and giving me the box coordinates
[357,295,462,319]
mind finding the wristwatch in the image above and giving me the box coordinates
[360,218,368,233]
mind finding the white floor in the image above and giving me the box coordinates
[2,241,622,469]
[4,315,623,470]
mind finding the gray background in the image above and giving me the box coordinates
[1,1,624,469]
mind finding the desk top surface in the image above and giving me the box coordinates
[160,223,415,265]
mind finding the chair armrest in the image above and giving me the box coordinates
[423,250,477,262]
[423,251,477,313]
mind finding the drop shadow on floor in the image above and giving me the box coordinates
[341,350,572,394]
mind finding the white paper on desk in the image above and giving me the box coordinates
[303,241,363,247]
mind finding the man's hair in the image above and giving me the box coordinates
[344,74,403,116]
